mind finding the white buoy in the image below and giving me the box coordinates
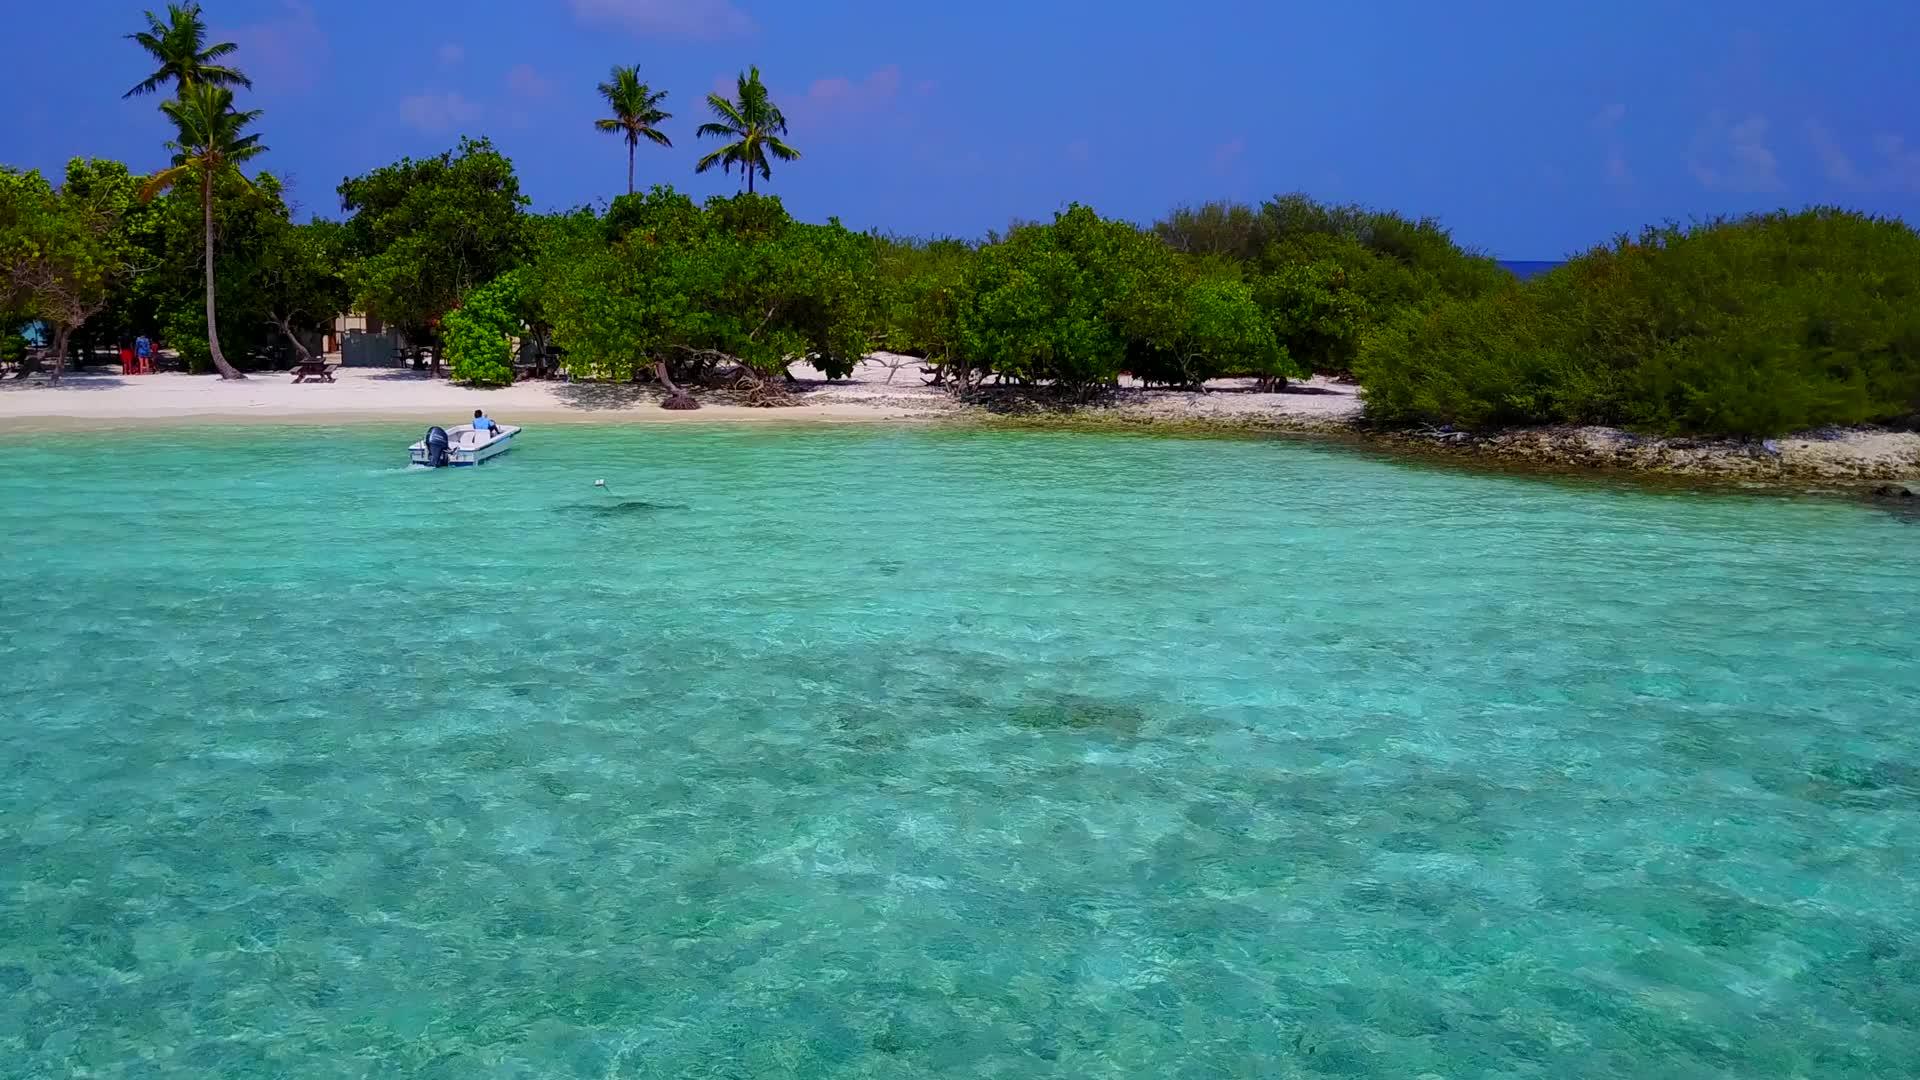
[594,479,607,487]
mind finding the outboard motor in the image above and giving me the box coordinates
[425,426,450,468]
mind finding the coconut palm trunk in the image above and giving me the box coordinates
[140,85,263,380]
[201,172,242,379]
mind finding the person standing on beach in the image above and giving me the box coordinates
[134,335,152,375]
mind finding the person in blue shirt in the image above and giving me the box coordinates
[133,335,152,374]
[472,409,500,438]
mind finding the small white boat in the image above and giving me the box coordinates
[410,424,523,467]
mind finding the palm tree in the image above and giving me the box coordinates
[124,3,251,99]
[594,65,673,197]
[139,84,267,380]
[695,67,800,195]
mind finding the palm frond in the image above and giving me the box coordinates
[123,3,250,97]
[704,94,747,131]
[694,146,733,174]
[138,163,193,201]
[696,121,739,140]
[765,137,801,163]
[124,71,170,98]
[641,127,673,148]
[196,62,252,90]
[594,118,623,133]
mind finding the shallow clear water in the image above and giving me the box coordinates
[2,424,1917,1078]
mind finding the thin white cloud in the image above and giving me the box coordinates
[779,66,921,139]
[438,43,465,67]
[1687,112,1780,193]
[800,65,901,120]
[1800,123,1920,193]
[1211,137,1247,173]
[568,0,754,39]
[225,1,327,95]
[1871,134,1920,193]
[1592,104,1632,187]
[506,64,554,100]
[399,91,482,134]
[811,65,901,108]
[1805,121,1859,185]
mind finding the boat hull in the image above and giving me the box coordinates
[409,425,522,467]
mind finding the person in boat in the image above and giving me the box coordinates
[472,409,502,439]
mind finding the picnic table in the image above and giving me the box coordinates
[291,356,337,383]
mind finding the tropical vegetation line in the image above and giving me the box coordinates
[4,3,1917,436]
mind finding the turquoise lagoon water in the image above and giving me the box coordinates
[1,424,1917,1079]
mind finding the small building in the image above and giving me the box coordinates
[330,312,409,367]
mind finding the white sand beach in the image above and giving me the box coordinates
[0,357,1366,431]
[13,360,1906,486]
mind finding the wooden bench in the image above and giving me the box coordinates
[291,357,338,383]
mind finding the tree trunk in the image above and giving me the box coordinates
[203,174,244,380]
[276,316,314,363]
[729,363,794,407]
[49,325,70,385]
[653,359,699,410]
[627,139,635,196]
[747,167,755,195]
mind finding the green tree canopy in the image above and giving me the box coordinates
[121,170,299,373]
[533,188,878,407]
[1,164,130,381]
[338,137,529,349]
[1357,208,1920,436]
[870,236,973,370]
[258,218,350,363]
[955,205,1202,393]
[1152,194,1507,375]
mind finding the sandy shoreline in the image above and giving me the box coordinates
[0,362,961,431]
[0,359,1365,432]
[5,361,1914,491]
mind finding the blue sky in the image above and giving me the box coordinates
[7,0,1918,258]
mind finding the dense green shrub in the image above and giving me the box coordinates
[950,204,1301,392]
[1357,209,1920,435]
[443,270,526,386]
[952,206,1134,391]
[534,188,880,394]
[1153,194,1506,375]
[339,138,529,343]
[871,236,972,367]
